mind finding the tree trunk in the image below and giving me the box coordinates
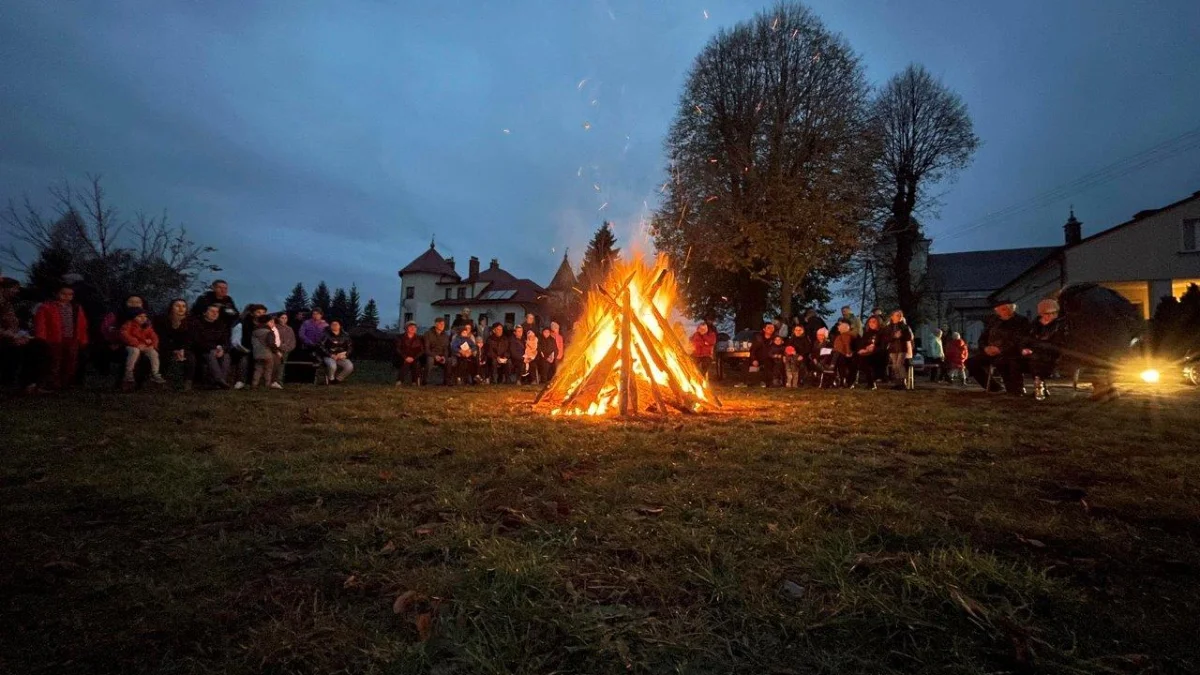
[778,274,795,326]
[888,183,920,319]
[733,274,769,331]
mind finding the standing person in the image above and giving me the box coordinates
[690,322,717,380]
[119,308,166,390]
[803,309,826,343]
[250,314,282,389]
[484,323,511,384]
[783,345,801,388]
[273,312,296,386]
[832,321,855,386]
[767,334,787,387]
[319,320,354,384]
[1022,299,1065,401]
[450,325,477,385]
[749,322,777,388]
[423,317,451,385]
[926,328,946,383]
[509,325,529,384]
[852,315,886,389]
[190,280,238,330]
[536,325,559,384]
[33,285,88,390]
[785,324,811,387]
[155,299,196,389]
[839,306,863,337]
[298,307,328,348]
[521,312,539,337]
[522,326,539,384]
[944,331,969,385]
[967,300,1032,395]
[549,321,565,378]
[451,308,473,331]
[887,310,914,390]
[192,305,232,388]
[394,321,425,386]
[0,278,34,390]
[232,304,267,390]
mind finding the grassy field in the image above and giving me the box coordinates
[2,365,1199,674]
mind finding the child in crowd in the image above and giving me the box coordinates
[768,334,787,387]
[251,314,282,389]
[536,326,559,384]
[944,331,969,385]
[522,328,539,384]
[120,308,166,389]
[783,345,801,388]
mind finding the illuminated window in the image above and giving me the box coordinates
[1172,279,1200,299]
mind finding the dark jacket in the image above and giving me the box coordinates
[509,332,528,362]
[767,340,787,362]
[484,333,509,361]
[887,322,914,354]
[1028,318,1065,366]
[277,324,297,353]
[979,314,1032,358]
[191,317,228,354]
[786,333,811,361]
[155,315,192,352]
[319,329,353,358]
[811,338,836,368]
[855,328,885,355]
[423,328,450,359]
[395,332,425,361]
[804,316,827,340]
[750,330,776,364]
[537,334,559,362]
[190,291,238,329]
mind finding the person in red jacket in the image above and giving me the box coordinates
[690,322,717,381]
[944,331,969,386]
[33,284,89,390]
[120,308,166,388]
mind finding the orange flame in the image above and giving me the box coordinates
[536,254,719,417]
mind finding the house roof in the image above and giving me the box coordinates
[432,277,546,307]
[399,244,459,279]
[547,254,577,291]
[926,246,1061,293]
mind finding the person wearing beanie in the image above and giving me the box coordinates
[944,331,969,385]
[120,307,166,389]
[967,299,1032,394]
[1022,298,1064,400]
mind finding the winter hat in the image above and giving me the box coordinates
[785,346,797,356]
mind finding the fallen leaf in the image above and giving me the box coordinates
[1017,534,1046,548]
[415,613,433,641]
[343,574,359,589]
[779,579,805,599]
[435,446,455,457]
[392,590,421,614]
[378,470,395,481]
[635,505,664,516]
[379,540,397,555]
[766,523,779,533]
[414,525,435,536]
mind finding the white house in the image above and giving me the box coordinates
[398,244,574,331]
[994,190,1200,320]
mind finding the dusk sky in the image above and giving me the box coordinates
[3,0,1199,322]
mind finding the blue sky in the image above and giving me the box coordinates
[2,0,1198,321]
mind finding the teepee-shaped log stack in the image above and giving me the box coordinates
[534,255,720,417]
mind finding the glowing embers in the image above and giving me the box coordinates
[535,255,720,417]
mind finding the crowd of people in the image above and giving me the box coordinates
[0,273,1078,399]
[0,279,363,392]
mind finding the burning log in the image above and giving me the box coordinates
[535,254,720,417]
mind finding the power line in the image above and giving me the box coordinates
[933,125,1200,242]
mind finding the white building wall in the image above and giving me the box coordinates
[399,272,449,330]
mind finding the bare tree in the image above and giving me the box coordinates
[873,64,979,320]
[652,1,878,326]
[2,174,219,308]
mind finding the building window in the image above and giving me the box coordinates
[1183,219,1199,252]
[457,287,466,299]
[405,286,414,299]
[445,288,452,300]
[504,312,515,326]
[403,312,413,324]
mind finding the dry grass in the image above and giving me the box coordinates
[2,367,1198,674]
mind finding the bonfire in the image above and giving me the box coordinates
[534,254,721,417]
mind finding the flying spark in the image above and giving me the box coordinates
[772,16,780,30]
[593,183,601,191]
[705,196,718,203]
[590,99,598,106]
[582,121,592,131]
[502,128,511,134]
[577,166,583,177]
[577,78,588,90]
[703,9,709,19]
[598,202,609,211]
[694,105,703,114]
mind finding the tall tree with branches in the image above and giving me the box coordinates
[1,175,219,310]
[311,282,332,314]
[652,1,879,326]
[872,64,979,319]
[577,222,621,294]
[330,287,350,326]
[346,284,362,328]
[284,283,309,314]
[360,298,381,328]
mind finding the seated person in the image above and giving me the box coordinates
[1022,299,1064,400]
[967,300,1031,395]
[394,321,425,386]
[810,327,840,387]
[852,316,886,389]
[484,323,511,384]
[536,326,559,384]
[120,308,167,389]
[318,320,354,384]
[191,304,231,388]
[450,325,478,385]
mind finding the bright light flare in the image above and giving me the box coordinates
[1140,369,1161,384]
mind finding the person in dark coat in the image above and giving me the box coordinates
[191,304,231,388]
[190,280,239,330]
[1022,299,1065,400]
[423,317,451,385]
[449,325,478,385]
[803,309,826,344]
[483,323,511,384]
[394,321,425,385]
[767,334,787,387]
[509,325,530,384]
[852,315,887,389]
[451,308,473,331]
[749,322,778,387]
[785,324,811,387]
[886,310,914,390]
[967,300,1032,394]
[155,298,196,389]
[318,320,354,384]
[535,326,559,384]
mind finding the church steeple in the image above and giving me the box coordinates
[548,250,578,292]
[1064,206,1082,246]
